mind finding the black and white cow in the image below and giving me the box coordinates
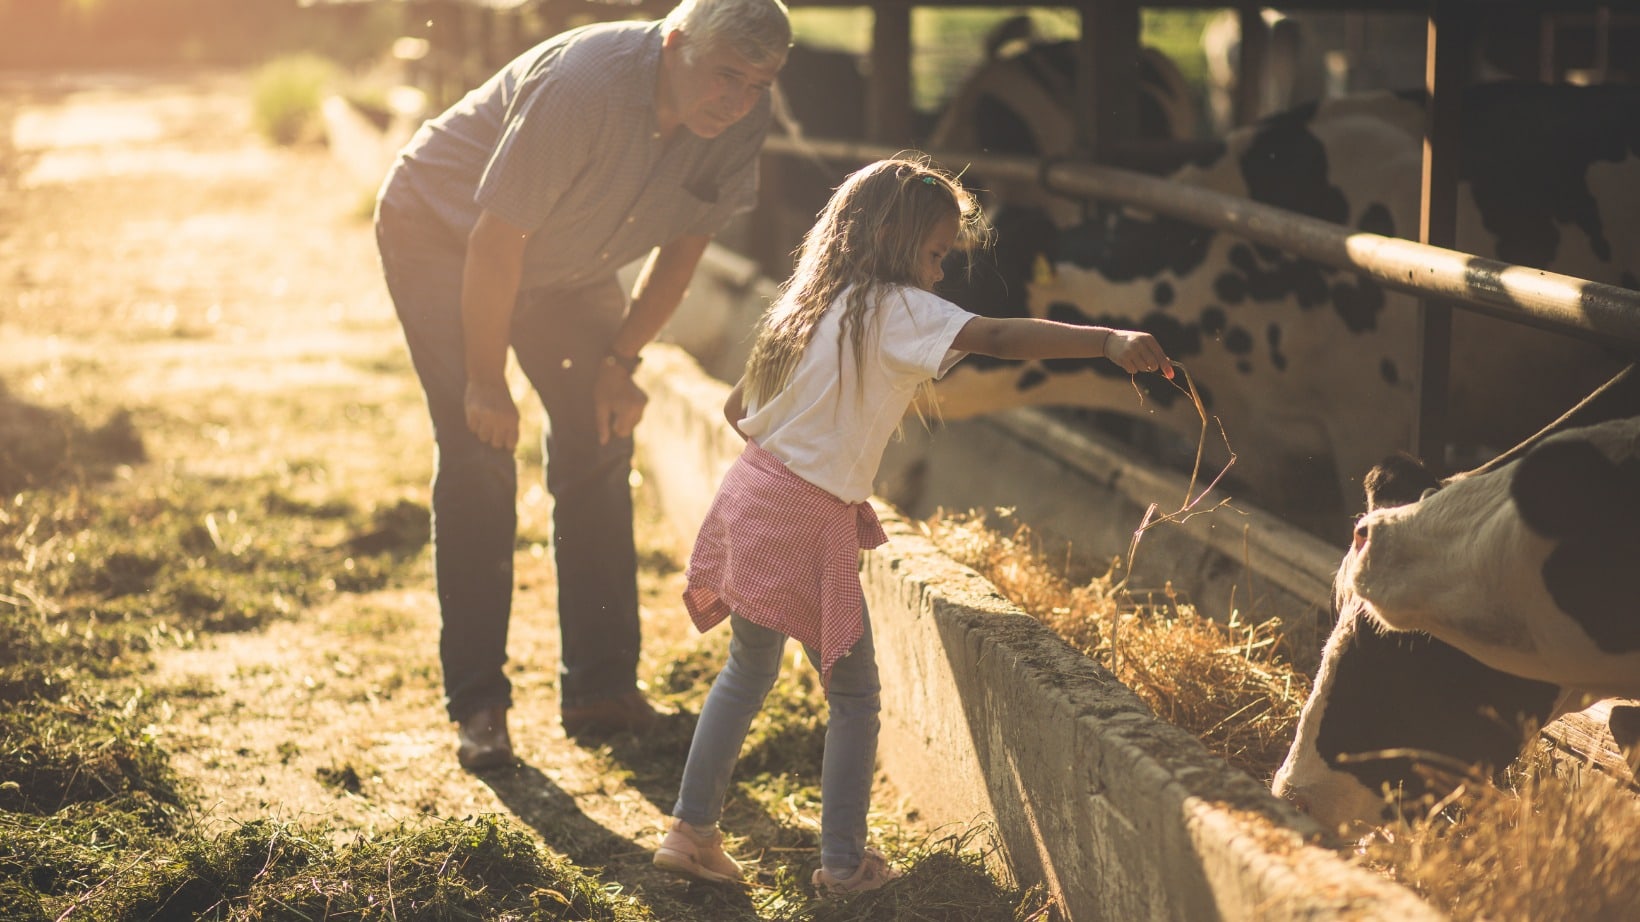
[1343,416,1640,697]
[926,25,1199,153]
[1272,365,1640,834]
[924,16,1198,228]
[934,81,1639,530]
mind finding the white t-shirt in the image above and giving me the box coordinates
[740,284,975,502]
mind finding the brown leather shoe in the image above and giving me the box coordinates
[561,690,658,738]
[456,705,513,771]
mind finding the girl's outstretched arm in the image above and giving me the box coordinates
[951,316,1174,379]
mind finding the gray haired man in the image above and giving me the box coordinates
[375,0,792,770]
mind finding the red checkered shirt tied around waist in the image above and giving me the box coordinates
[683,439,888,685]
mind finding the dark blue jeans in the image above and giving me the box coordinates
[376,190,641,722]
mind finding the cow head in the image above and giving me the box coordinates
[1343,419,1640,697]
[1274,452,1562,835]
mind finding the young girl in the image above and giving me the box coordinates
[652,157,1173,893]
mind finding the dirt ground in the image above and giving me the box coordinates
[0,68,926,914]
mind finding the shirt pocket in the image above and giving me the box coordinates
[683,174,722,204]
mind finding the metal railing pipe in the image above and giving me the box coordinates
[761,134,1640,352]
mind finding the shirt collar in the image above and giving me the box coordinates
[629,21,665,112]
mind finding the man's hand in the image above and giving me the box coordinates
[465,379,520,451]
[595,360,648,445]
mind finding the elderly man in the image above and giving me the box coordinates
[375,0,791,770]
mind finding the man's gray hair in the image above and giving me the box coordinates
[663,0,792,67]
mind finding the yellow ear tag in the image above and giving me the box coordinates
[1032,253,1055,287]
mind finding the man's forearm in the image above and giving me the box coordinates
[461,216,530,387]
[613,234,712,358]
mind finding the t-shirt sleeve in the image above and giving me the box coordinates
[876,287,976,381]
[474,74,602,231]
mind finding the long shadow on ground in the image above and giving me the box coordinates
[480,754,763,920]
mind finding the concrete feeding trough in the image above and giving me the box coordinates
[635,340,1440,921]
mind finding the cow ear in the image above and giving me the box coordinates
[1363,452,1438,511]
[1509,439,1619,538]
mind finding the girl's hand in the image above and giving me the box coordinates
[1105,329,1175,379]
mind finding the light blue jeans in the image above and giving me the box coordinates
[672,612,882,875]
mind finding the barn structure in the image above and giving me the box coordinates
[314,0,1640,917]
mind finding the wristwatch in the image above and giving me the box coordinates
[603,349,642,374]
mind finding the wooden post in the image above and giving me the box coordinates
[1539,10,1558,81]
[1076,0,1140,158]
[868,1,913,146]
[1593,4,1612,83]
[1414,0,1474,469]
[1233,4,1267,126]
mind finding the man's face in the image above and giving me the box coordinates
[661,32,784,138]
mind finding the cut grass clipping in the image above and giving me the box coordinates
[925,507,1308,780]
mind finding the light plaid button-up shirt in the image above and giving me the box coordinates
[386,19,768,290]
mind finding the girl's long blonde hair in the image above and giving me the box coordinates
[741,155,989,408]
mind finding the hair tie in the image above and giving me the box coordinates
[920,176,936,185]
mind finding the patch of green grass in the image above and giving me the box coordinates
[0,801,175,908]
[5,469,428,661]
[37,815,640,922]
[0,386,1044,921]
[251,53,340,146]
[5,784,649,919]
[0,606,88,703]
[1143,9,1216,92]
[0,698,185,824]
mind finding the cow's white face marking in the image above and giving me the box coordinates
[1345,419,1640,698]
[1346,474,1545,649]
[1270,610,1395,835]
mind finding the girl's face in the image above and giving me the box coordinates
[914,212,959,291]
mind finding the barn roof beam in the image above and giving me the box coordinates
[760,134,1640,354]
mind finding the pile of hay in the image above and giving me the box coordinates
[1359,740,1640,919]
[924,508,1308,780]
[925,507,1640,920]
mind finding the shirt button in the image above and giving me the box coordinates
[601,252,610,260]
[625,216,635,224]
